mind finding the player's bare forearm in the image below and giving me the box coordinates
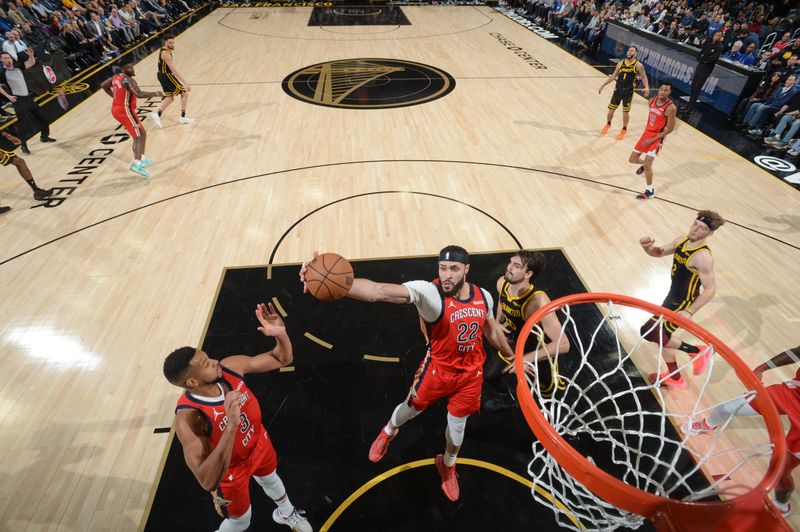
[196,426,236,491]
[754,346,800,377]
[177,414,236,492]
[347,278,410,304]
[485,319,514,360]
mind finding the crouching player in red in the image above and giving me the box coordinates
[101,62,162,178]
[685,345,800,517]
[163,303,312,532]
[629,82,677,200]
[301,246,515,502]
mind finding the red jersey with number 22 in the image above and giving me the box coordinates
[425,280,490,372]
[175,365,263,467]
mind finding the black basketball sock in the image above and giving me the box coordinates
[24,178,39,191]
[181,110,186,117]
[678,342,700,354]
[157,110,162,117]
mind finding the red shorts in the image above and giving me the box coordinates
[633,130,663,156]
[752,383,800,455]
[112,106,143,138]
[214,429,278,518]
[752,383,800,491]
[407,353,483,417]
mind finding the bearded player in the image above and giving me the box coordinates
[685,344,800,516]
[101,63,162,177]
[163,303,312,532]
[629,82,677,199]
[598,45,649,140]
[151,33,193,128]
[300,246,515,502]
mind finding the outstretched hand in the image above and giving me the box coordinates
[255,302,285,337]
[299,250,319,293]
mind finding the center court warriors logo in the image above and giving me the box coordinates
[282,58,455,109]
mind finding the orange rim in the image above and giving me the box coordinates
[515,292,787,518]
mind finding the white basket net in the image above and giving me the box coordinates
[522,299,775,531]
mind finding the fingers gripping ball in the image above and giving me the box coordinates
[305,253,353,301]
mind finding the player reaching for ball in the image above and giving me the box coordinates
[162,303,312,532]
[300,246,515,502]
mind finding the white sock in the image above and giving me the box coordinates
[383,424,395,436]
[134,159,141,165]
[254,471,294,517]
[444,451,457,467]
[646,185,654,192]
[275,494,295,518]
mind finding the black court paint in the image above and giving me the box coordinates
[142,252,712,531]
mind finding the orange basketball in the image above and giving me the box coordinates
[305,253,354,301]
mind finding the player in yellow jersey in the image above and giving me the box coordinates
[484,250,571,411]
[638,210,725,389]
[598,46,649,140]
[151,34,193,128]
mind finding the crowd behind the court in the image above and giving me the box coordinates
[0,0,201,71]
[508,0,800,157]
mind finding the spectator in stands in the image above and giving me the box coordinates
[664,19,679,39]
[118,4,140,39]
[787,137,800,158]
[547,0,572,31]
[732,71,784,124]
[20,23,48,54]
[62,20,102,62]
[674,25,692,44]
[29,0,53,20]
[111,6,136,43]
[721,40,745,62]
[84,12,119,58]
[739,42,757,66]
[679,7,695,28]
[655,19,667,35]
[2,30,28,59]
[764,92,800,150]
[759,18,782,46]
[744,74,797,136]
[693,12,709,35]
[737,26,759,50]
[13,0,37,23]
[770,32,793,57]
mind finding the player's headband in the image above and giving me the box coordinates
[439,249,469,264]
[696,215,719,231]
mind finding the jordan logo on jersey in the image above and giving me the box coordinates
[212,408,223,421]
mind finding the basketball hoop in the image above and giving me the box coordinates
[514,292,789,531]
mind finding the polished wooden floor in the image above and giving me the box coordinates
[1,6,798,531]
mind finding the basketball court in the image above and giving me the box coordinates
[0,5,798,531]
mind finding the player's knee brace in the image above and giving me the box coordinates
[217,505,251,532]
[254,471,286,500]
[446,413,468,447]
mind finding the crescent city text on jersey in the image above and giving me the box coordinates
[450,307,486,322]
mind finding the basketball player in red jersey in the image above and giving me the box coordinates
[162,303,312,532]
[685,345,800,516]
[100,63,162,178]
[628,82,677,199]
[300,246,515,502]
